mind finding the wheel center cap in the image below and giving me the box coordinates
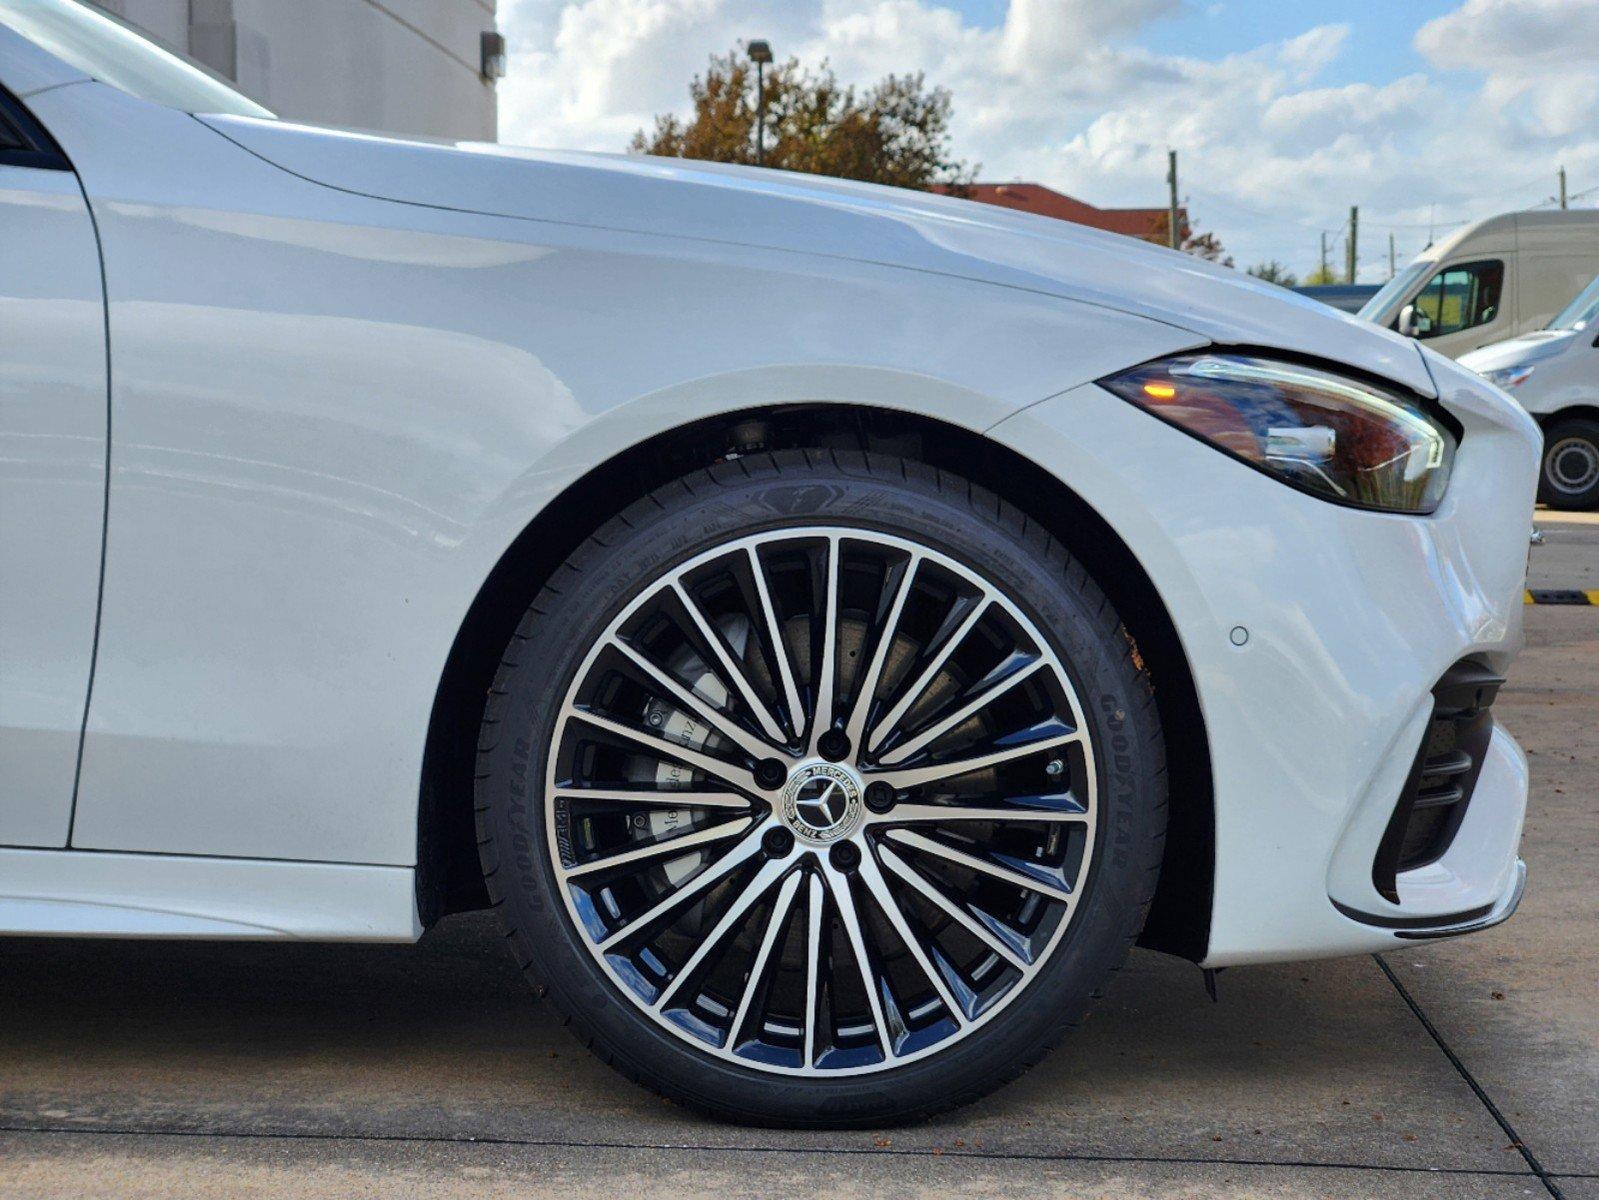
[781,761,864,844]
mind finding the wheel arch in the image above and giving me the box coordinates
[1537,404,1599,429]
[417,404,1216,962]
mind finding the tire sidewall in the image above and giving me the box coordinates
[1539,419,1599,511]
[477,454,1165,1125]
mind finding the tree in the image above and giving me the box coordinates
[631,52,975,192]
[1147,211,1234,267]
[1247,260,1299,287]
[1182,231,1234,267]
[1301,264,1341,286]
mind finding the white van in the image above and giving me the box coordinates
[1359,209,1599,359]
[1460,274,1599,509]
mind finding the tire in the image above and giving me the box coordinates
[475,450,1167,1127]
[1538,417,1599,510]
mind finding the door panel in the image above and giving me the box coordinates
[1520,254,1599,334]
[0,164,108,847]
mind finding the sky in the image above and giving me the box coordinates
[497,0,1599,282]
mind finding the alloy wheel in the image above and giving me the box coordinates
[545,528,1099,1076]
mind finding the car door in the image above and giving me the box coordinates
[0,87,107,847]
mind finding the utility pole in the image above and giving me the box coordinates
[1560,165,1568,209]
[748,40,773,166]
[1167,150,1180,251]
[1319,230,1328,281]
[1346,205,1359,284]
[1389,232,1396,279]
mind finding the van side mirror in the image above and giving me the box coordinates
[1397,304,1431,338]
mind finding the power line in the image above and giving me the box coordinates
[1186,171,1591,239]
[1162,155,1593,280]
[1530,182,1599,210]
[1183,185,1325,230]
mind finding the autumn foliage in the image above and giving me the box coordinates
[631,51,976,193]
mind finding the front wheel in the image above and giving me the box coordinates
[475,451,1167,1126]
[1539,417,1599,510]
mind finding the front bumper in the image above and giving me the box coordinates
[1397,857,1526,940]
[1337,857,1527,941]
[990,351,1541,966]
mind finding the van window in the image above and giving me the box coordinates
[1412,260,1504,339]
[1358,261,1431,323]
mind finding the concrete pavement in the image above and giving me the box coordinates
[0,513,1594,1198]
[1531,510,1599,592]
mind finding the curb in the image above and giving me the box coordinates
[1525,589,1599,605]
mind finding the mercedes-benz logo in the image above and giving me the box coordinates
[781,762,863,843]
[794,776,848,830]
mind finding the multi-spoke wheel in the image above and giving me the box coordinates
[476,451,1166,1125]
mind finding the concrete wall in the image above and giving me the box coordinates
[92,0,499,142]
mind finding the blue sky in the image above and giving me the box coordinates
[1143,2,1459,82]
[500,0,1599,280]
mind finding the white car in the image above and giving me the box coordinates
[0,0,1542,1126]
[1460,275,1599,510]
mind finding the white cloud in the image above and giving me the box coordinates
[1415,0,1599,70]
[499,0,1599,280]
[1417,0,1599,141]
[1278,24,1349,80]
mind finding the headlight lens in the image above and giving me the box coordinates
[1482,363,1535,390]
[1099,352,1457,514]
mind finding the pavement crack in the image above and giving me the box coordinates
[1375,954,1566,1200]
[0,1122,1543,1179]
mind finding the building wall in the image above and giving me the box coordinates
[93,0,499,142]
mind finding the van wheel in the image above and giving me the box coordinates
[1539,418,1599,510]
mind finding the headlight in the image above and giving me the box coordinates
[1482,363,1535,390]
[1099,352,1457,514]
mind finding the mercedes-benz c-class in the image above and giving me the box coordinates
[0,0,1539,1126]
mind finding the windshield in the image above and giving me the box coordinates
[1550,275,1599,331]
[1358,260,1433,323]
[0,0,271,118]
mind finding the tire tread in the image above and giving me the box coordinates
[474,449,1167,1126]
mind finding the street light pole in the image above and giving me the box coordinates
[748,40,773,167]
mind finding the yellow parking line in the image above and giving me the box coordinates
[1524,588,1599,605]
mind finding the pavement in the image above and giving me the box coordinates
[1533,510,1599,593]
[1,514,1595,1199]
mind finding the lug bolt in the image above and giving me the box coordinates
[755,758,788,789]
[864,781,896,813]
[762,827,794,857]
[829,841,861,871]
[817,729,851,762]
